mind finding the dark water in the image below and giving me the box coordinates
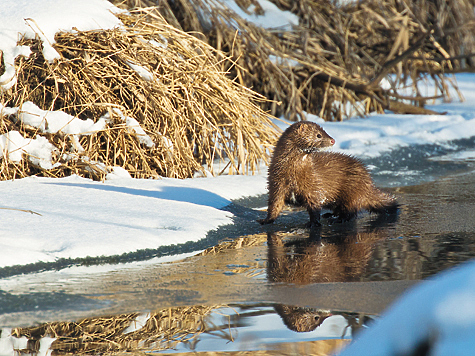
[1,137,475,355]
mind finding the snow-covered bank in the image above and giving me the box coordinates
[0,174,266,268]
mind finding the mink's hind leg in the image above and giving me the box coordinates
[305,206,322,228]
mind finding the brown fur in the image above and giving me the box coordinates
[258,121,397,226]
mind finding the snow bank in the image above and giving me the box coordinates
[339,260,475,356]
[314,112,475,158]
[0,174,267,268]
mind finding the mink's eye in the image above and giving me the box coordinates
[317,134,322,138]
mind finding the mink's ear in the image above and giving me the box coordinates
[296,123,306,135]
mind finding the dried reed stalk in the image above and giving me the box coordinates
[0,12,279,180]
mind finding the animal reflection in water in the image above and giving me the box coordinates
[274,304,332,332]
[268,221,396,333]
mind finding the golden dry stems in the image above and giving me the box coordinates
[12,305,228,355]
[196,233,268,256]
[0,12,279,180]
[118,0,473,121]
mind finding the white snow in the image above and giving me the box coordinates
[0,328,54,356]
[338,260,475,356]
[16,101,109,135]
[102,108,155,148]
[0,329,29,356]
[217,0,299,29]
[0,103,155,167]
[0,130,59,169]
[123,313,152,334]
[310,112,475,158]
[126,61,154,81]
[268,55,302,68]
[0,173,267,268]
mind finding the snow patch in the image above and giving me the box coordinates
[218,0,299,29]
[123,313,151,334]
[126,61,154,81]
[18,101,108,135]
[0,329,29,356]
[0,130,59,169]
[101,109,155,148]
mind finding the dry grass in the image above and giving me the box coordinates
[12,305,229,355]
[0,12,279,180]
[119,0,473,121]
[196,233,268,256]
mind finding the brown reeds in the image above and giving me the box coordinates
[0,12,279,180]
[119,0,473,121]
[12,305,228,355]
[196,233,268,256]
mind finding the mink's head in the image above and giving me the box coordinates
[279,121,335,153]
[274,304,332,332]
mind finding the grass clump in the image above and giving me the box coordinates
[0,12,279,180]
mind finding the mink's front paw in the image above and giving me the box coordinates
[257,218,274,225]
[304,220,322,229]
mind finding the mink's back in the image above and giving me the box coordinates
[281,151,396,214]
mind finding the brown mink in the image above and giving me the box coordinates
[258,121,397,227]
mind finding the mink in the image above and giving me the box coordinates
[258,121,397,227]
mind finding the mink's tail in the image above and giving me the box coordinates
[369,189,399,214]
